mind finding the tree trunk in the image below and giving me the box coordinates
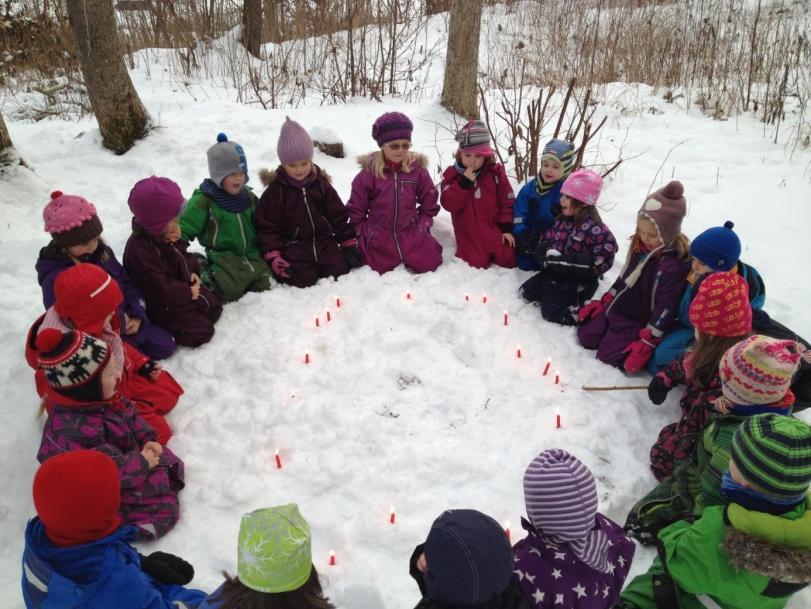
[425,0,450,15]
[266,0,282,43]
[65,0,149,155]
[0,110,17,166]
[441,0,483,119]
[242,0,263,57]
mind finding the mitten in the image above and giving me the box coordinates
[647,374,671,405]
[140,551,195,585]
[623,328,660,373]
[577,291,614,323]
[137,360,158,378]
[265,250,292,279]
[546,252,595,281]
[515,230,541,257]
[340,239,364,269]
[532,244,556,264]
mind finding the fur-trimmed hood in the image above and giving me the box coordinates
[258,165,332,187]
[725,527,811,584]
[356,151,430,171]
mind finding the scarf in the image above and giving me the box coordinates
[720,471,804,515]
[200,179,252,213]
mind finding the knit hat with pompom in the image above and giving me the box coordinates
[43,191,103,248]
[638,181,687,246]
[36,328,110,403]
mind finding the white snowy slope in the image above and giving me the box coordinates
[1,31,811,609]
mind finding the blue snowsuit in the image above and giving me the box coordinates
[513,179,563,271]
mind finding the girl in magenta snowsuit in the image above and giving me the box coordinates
[577,181,691,372]
[34,327,184,541]
[439,120,516,269]
[347,112,442,274]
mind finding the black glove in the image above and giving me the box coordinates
[515,230,541,257]
[455,173,474,189]
[140,551,194,585]
[532,242,550,264]
[545,252,595,281]
[342,245,364,269]
[137,360,158,378]
[647,375,670,405]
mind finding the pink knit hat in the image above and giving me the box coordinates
[560,169,602,206]
[720,335,805,405]
[277,117,314,165]
[455,120,494,156]
[127,177,184,237]
[43,191,103,248]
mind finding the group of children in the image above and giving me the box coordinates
[19,111,811,609]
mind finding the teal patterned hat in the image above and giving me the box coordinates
[237,504,312,593]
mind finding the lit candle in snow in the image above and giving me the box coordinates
[543,357,551,376]
[503,311,509,326]
[516,345,522,359]
[389,506,396,524]
[275,449,282,469]
[329,550,336,566]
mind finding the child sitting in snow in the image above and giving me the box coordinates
[25,263,182,445]
[513,448,635,609]
[649,220,765,372]
[255,117,362,288]
[22,449,206,609]
[513,138,576,270]
[347,111,443,275]
[199,504,335,609]
[644,272,752,483]
[124,176,223,347]
[35,329,186,540]
[626,335,803,544]
[181,133,271,302]
[577,181,691,373]
[37,190,176,360]
[410,508,528,609]
[519,169,617,325]
[620,413,811,609]
[439,120,516,269]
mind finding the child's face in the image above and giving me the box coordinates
[381,139,411,164]
[691,257,713,276]
[283,160,313,182]
[560,194,578,216]
[728,458,749,487]
[221,172,246,196]
[100,359,120,400]
[460,152,485,172]
[163,217,181,243]
[65,236,100,259]
[540,158,563,183]
[637,218,662,249]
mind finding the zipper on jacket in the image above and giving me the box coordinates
[302,187,319,262]
[393,173,404,261]
[236,214,255,271]
[172,244,192,281]
[210,207,220,249]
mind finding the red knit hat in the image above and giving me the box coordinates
[33,450,122,547]
[688,271,752,337]
[53,263,123,336]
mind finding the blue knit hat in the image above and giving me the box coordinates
[691,221,741,271]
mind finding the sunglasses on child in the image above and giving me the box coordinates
[386,142,411,151]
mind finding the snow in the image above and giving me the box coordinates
[2,34,811,609]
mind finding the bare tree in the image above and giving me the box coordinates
[0,110,17,165]
[65,0,149,155]
[425,0,450,15]
[265,0,283,43]
[441,0,483,119]
[243,0,263,57]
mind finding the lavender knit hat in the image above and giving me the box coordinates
[523,448,610,572]
[277,117,314,165]
[372,112,413,146]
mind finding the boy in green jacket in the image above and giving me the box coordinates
[181,133,271,302]
[620,413,811,609]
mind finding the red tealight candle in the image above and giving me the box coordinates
[304,351,311,365]
[542,357,551,376]
[554,370,560,385]
[556,412,561,429]
[275,449,282,469]
[335,296,342,308]
[482,293,488,304]
[516,345,522,359]
[329,550,336,566]
[503,311,509,326]
[315,316,320,328]
[389,506,396,525]
[326,310,332,322]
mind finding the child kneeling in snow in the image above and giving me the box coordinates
[181,133,272,302]
[255,117,361,288]
[440,120,516,269]
[199,504,335,609]
[620,413,811,609]
[22,450,206,609]
[35,328,185,541]
[519,169,617,325]
[513,448,634,609]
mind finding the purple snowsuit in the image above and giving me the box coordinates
[36,240,176,360]
[124,222,222,348]
[578,247,690,368]
[36,395,184,541]
[347,152,442,274]
[512,516,635,609]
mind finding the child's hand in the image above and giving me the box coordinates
[143,441,163,457]
[124,314,142,336]
[149,362,163,380]
[502,233,515,248]
[463,166,477,182]
[141,446,160,469]
[713,396,732,414]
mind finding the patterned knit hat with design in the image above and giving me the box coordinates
[277,117,314,165]
[523,448,610,572]
[455,120,494,156]
[43,191,103,248]
[36,328,110,402]
[731,414,811,503]
[540,138,576,175]
[688,271,752,337]
[560,169,602,206]
[638,181,686,246]
[691,221,741,272]
[208,133,249,188]
[54,263,124,337]
[238,504,312,593]
[720,335,804,405]
[33,449,122,547]
[372,112,413,146]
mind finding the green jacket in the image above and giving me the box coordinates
[694,414,743,512]
[181,189,263,262]
[621,502,811,609]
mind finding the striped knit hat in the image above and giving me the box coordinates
[536,139,576,196]
[455,120,494,156]
[523,449,610,572]
[720,335,804,405]
[688,271,752,337]
[731,414,811,503]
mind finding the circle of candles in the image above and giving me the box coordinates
[542,357,551,376]
[516,344,522,359]
[503,311,509,326]
[275,449,282,469]
[389,506,396,524]
[329,550,336,566]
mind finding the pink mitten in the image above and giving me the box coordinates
[623,328,660,373]
[577,300,604,323]
[265,250,291,279]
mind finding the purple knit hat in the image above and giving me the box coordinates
[523,448,610,572]
[43,191,103,248]
[277,117,314,165]
[127,176,184,237]
[372,112,413,146]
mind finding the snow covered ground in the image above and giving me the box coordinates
[2,26,811,609]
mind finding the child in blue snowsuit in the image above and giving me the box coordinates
[513,139,576,270]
